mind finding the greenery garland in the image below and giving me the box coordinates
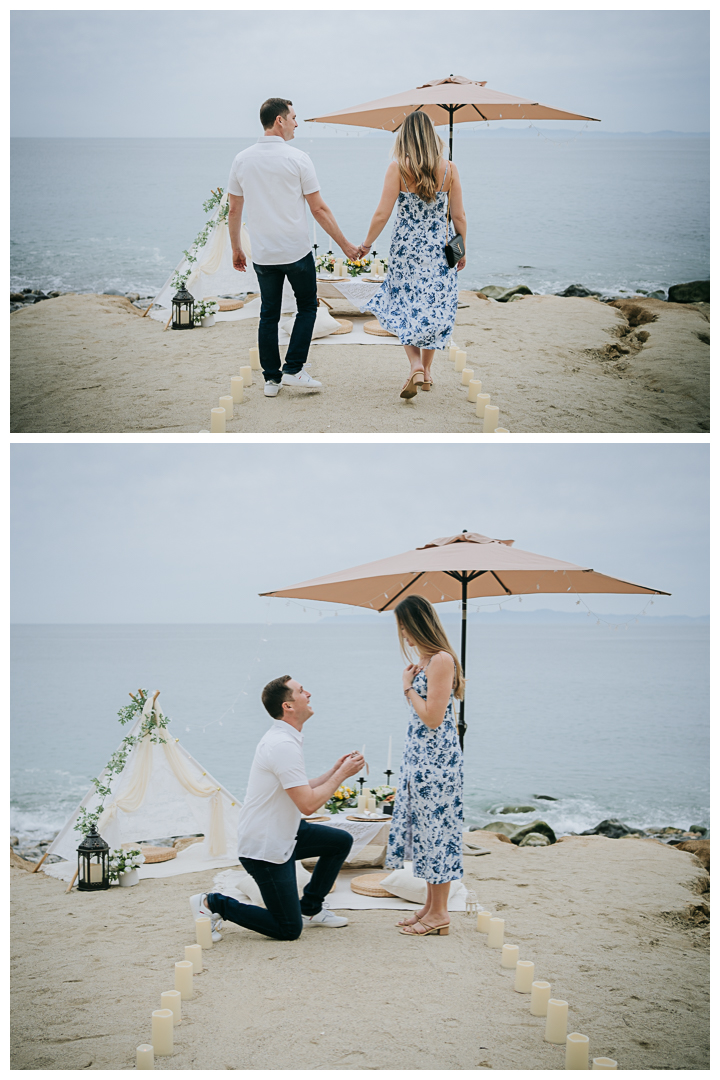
[171,188,230,292]
[75,690,172,836]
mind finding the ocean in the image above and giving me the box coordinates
[10,136,709,299]
[10,622,709,846]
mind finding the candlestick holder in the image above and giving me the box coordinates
[313,243,319,265]
[384,769,394,787]
[358,777,365,793]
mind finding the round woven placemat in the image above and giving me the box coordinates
[212,298,244,311]
[329,319,353,335]
[140,845,178,864]
[363,319,397,338]
[350,872,395,898]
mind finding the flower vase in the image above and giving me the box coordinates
[201,315,215,328]
[119,868,140,887]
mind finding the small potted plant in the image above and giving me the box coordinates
[109,847,145,887]
[344,257,372,278]
[195,299,218,327]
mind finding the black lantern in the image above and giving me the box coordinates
[77,826,110,891]
[171,284,195,330]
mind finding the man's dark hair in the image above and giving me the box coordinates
[260,98,293,130]
[262,675,294,719]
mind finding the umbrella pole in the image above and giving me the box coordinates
[458,572,467,750]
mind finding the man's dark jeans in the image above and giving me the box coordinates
[206,820,352,941]
[254,251,317,383]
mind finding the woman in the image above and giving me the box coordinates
[359,111,467,399]
[387,594,465,936]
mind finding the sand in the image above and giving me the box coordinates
[11,835,709,1070]
[10,292,709,434]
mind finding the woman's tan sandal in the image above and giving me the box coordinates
[400,371,424,399]
[421,376,433,391]
[398,920,450,936]
[396,913,423,928]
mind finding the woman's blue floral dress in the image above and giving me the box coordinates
[365,166,458,349]
[386,659,464,883]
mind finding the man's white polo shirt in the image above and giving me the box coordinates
[236,719,308,863]
[227,135,320,266]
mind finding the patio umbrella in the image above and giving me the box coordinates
[260,531,669,749]
[306,74,600,159]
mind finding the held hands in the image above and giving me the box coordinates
[402,663,420,693]
[341,241,363,260]
[338,751,366,781]
[232,248,247,272]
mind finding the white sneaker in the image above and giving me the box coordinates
[282,370,322,388]
[302,908,348,928]
[264,381,281,397]
[189,892,223,940]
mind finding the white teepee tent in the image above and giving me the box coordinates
[147,190,300,323]
[43,693,241,880]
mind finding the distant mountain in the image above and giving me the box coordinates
[322,609,708,626]
[454,127,708,139]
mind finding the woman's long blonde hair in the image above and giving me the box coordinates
[395,594,465,699]
[392,111,445,204]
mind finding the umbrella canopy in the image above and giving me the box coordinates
[306,74,600,158]
[261,531,669,747]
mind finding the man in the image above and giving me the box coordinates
[190,676,365,940]
[227,98,360,397]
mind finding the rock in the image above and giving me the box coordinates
[483,832,514,844]
[556,284,602,298]
[476,292,489,300]
[125,292,140,302]
[498,805,537,814]
[476,820,518,837]
[21,288,33,294]
[689,825,707,836]
[608,300,657,327]
[102,289,125,296]
[10,835,18,847]
[656,826,684,836]
[674,839,709,870]
[667,280,709,304]
[581,818,644,839]
[47,291,61,298]
[511,820,557,845]
[10,303,23,313]
[518,832,551,847]
[478,284,532,302]
[507,292,529,302]
[533,794,558,801]
[636,330,650,343]
[647,290,667,300]
[10,293,24,303]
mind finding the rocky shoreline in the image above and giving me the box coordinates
[10,279,710,313]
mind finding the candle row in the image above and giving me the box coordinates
[207,347,262,432]
[475,909,617,1068]
[447,345,509,433]
[136,918,213,1067]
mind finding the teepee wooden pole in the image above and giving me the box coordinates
[31,851,49,873]
[65,868,79,893]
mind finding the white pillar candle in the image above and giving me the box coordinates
[475,392,491,419]
[366,795,376,814]
[239,365,252,387]
[566,1033,590,1070]
[178,309,190,325]
[483,404,500,433]
[591,1058,617,1070]
[174,960,194,1000]
[195,917,213,950]
[219,395,233,421]
[476,910,492,932]
[387,736,392,771]
[495,427,510,433]
[530,981,552,1016]
[160,990,181,1025]
[448,344,458,363]
[151,1009,174,1056]
[468,379,482,402]
[231,376,245,403]
[136,1044,155,1069]
[514,960,535,993]
[501,943,519,968]
[487,917,505,948]
[210,407,225,433]
[356,793,368,813]
[454,349,467,372]
[545,999,569,1044]
[461,368,474,386]
[185,943,203,974]
[249,346,261,371]
[88,862,103,883]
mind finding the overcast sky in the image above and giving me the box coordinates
[11,443,708,622]
[10,8,709,137]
